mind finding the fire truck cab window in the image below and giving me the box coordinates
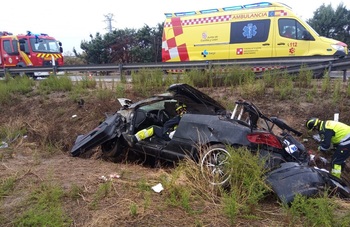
[38,43,46,51]
[3,40,12,53]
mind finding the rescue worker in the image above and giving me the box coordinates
[283,27,294,38]
[306,117,350,179]
[123,102,187,147]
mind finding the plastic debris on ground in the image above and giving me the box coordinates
[151,183,164,193]
[0,141,8,149]
[98,173,121,182]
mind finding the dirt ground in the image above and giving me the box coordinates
[1,81,350,226]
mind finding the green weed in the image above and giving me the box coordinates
[136,178,151,191]
[0,118,27,145]
[130,202,138,217]
[90,181,113,209]
[0,76,34,104]
[295,64,313,88]
[240,79,266,99]
[132,68,165,96]
[183,69,210,88]
[166,184,193,213]
[321,74,331,93]
[284,193,350,226]
[96,88,114,101]
[115,83,126,97]
[67,184,84,199]
[75,75,97,89]
[0,176,16,201]
[223,66,255,87]
[14,182,71,226]
[224,147,270,215]
[38,75,73,93]
[332,79,342,103]
[274,75,294,100]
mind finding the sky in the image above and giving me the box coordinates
[1,0,349,54]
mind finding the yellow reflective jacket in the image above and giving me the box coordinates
[319,120,350,151]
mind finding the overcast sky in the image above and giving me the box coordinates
[1,0,348,54]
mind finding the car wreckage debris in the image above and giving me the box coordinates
[71,83,350,204]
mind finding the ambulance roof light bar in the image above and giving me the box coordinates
[242,2,272,9]
[165,2,275,18]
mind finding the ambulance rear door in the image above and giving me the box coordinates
[229,19,273,59]
[162,16,230,62]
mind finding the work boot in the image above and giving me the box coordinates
[123,133,137,147]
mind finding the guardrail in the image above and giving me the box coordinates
[0,56,349,79]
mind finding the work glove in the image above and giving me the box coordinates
[313,134,321,142]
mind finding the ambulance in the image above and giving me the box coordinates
[162,2,348,63]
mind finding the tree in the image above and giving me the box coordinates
[80,33,110,64]
[307,3,350,46]
[333,3,350,45]
[105,28,137,63]
[79,24,163,64]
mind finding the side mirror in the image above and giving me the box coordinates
[60,47,63,53]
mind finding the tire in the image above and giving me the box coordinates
[101,137,123,159]
[200,144,231,185]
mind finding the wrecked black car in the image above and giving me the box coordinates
[71,83,350,203]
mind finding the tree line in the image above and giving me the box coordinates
[68,3,350,65]
[307,3,350,47]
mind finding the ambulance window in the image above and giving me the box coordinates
[296,23,314,40]
[279,20,296,39]
[230,19,270,43]
[278,19,314,40]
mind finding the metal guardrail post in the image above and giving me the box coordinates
[53,65,57,75]
[207,61,212,71]
[328,61,333,74]
[119,64,123,75]
[343,69,347,82]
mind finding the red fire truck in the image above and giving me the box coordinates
[0,31,63,77]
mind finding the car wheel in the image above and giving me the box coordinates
[200,144,231,185]
[101,137,123,159]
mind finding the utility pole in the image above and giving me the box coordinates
[104,13,115,33]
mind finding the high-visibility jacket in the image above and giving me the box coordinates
[319,120,350,151]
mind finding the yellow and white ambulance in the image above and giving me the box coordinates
[162,2,348,62]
